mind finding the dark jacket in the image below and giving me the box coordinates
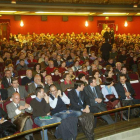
[0,89,8,100]
[68,89,89,111]
[0,107,7,119]
[115,82,135,100]
[55,117,78,140]
[2,77,11,89]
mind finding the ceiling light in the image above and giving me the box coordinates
[0,11,17,12]
[103,13,127,14]
[11,0,16,4]
[35,12,90,14]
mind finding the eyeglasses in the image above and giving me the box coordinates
[50,90,57,93]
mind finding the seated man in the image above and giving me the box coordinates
[45,75,62,92]
[30,87,61,140]
[46,60,56,75]
[40,56,49,70]
[16,59,28,71]
[49,84,82,119]
[115,74,140,105]
[8,77,28,98]
[28,74,47,94]
[60,73,74,92]
[105,58,115,67]
[88,64,102,76]
[84,77,114,125]
[6,93,33,140]
[21,69,34,86]
[117,67,130,82]
[2,70,12,88]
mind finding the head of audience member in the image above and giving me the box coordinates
[78,73,88,84]
[105,70,113,78]
[81,65,87,73]
[63,73,71,83]
[106,65,113,72]
[121,67,128,74]
[49,84,59,97]
[34,63,41,71]
[121,50,126,55]
[52,52,57,60]
[133,55,137,61]
[61,61,66,68]
[12,92,20,104]
[93,70,100,79]
[41,69,47,78]
[68,68,74,76]
[26,69,32,79]
[91,64,97,71]
[85,60,90,67]
[40,53,45,59]
[45,75,53,85]
[108,58,114,65]
[88,77,97,87]
[34,74,42,85]
[8,64,14,73]
[119,74,127,84]
[54,68,61,76]
[116,62,122,71]
[19,53,26,60]
[104,78,114,87]
[28,54,34,61]
[94,60,99,67]
[48,60,54,68]
[74,60,80,67]
[74,81,85,92]
[56,55,61,62]
[11,77,19,89]
[91,51,96,57]
[19,59,25,66]
[130,52,134,58]
[35,87,45,99]
[5,70,12,78]
[44,56,49,63]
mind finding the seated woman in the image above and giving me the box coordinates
[40,69,47,84]
[104,70,116,83]
[93,70,102,85]
[38,53,45,63]
[71,60,81,72]
[101,78,127,120]
[27,54,37,63]
[52,68,62,82]
[78,65,89,76]
[7,64,18,77]
[78,73,88,86]
[84,60,91,71]
[60,73,74,92]
[68,68,75,81]
[94,59,102,70]
[59,61,67,73]
[32,63,41,77]
[90,51,97,60]
[106,65,113,73]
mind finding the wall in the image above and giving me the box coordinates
[0,15,140,34]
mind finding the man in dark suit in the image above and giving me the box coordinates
[100,40,112,61]
[7,77,28,98]
[2,70,12,89]
[84,77,114,125]
[68,81,90,113]
[53,55,62,67]
[115,74,140,104]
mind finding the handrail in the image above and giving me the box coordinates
[1,104,140,140]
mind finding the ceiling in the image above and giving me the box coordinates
[0,0,140,16]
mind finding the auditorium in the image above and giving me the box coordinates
[0,0,140,140]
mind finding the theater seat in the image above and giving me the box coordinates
[129,72,139,80]
[18,70,26,76]
[131,82,140,99]
[25,93,36,104]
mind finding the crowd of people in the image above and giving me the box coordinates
[0,31,140,140]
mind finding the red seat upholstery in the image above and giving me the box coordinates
[26,94,36,104]
[18,70,26,76]
[131,83,140,99]
[129,73,139,80]
[0,102,3,109]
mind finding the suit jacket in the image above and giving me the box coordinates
[84,85,104,107]
[28,82,47,94]
[0,89,8,100]
[115,82,135,100]
[2,77,11,89]
[6,101,33,122]
[68,89,89,111]
[7,86,28,98]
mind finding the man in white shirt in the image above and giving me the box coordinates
[49,84,82,119]
[6,92,33,140]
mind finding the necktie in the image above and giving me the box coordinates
[93,87,98,98]
[16,104,19,108]
[8,79,11,85]
[15,88,18,93]
[78,92,83,106]
[123,85,130,99]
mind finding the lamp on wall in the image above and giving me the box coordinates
[85,21,88,27]
[11,0,16,4]
[20,20,24,27]
[124,21,128,27]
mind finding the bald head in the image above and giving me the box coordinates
[12,92,20,104]
[34,74,41,84]
[26,69,32,78]
[45,75,53,85]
